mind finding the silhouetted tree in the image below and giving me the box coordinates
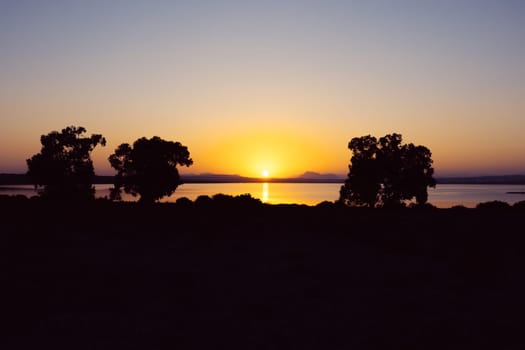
[399,143,435,205]
[108,136,193,203]
[26,126,106,200]
[338,135,381,207]
[339,133,435,207]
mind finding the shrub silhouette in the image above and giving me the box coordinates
[109,136,193,203]
[513,200,525,210]
[316,200,334,207]
[408,202,436,210]
[476,200,511,210]
[230,193,263,208]
[26,126,106,200]
[195,195,213,209]
[339,133,436,208]
[209,193,262,209]
[175,196,194,207]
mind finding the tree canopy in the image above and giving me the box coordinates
[26,126,106,200]
[109,136,193,203]
[339,133,436,208]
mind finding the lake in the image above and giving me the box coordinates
[1,183,525,208]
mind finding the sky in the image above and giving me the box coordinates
[1,0,524,178]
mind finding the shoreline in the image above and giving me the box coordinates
[2,183,525,209]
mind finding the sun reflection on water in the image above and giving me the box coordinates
[262,182,269,202]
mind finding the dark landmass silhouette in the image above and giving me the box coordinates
[2,195,525,349]
[0,173,114,185]
[3,172,525,185]
[436,174,525,184]
[297,171,341,179]
[180,172,345,183]
[0,172,346,184]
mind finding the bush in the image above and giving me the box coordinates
[195,195,213,208]
[450,204,469,211]
[408,202,437,210]
[316,201,335,208]
[176,196,193,207]
[513,200,525,210]
[211,193,262,208]
[476,201,511,210]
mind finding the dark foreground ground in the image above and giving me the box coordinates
[2,197,525,349]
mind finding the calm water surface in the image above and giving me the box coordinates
[1,183,524,208]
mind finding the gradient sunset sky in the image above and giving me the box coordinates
[1,0,524,178]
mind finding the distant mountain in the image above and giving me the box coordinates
[0,173,31,185]
[297,172,343,180]
[436,175,525,185]
[181,172,345,183]
[181,174,254,183]
[3,172,524,185]
[0,173,115,185]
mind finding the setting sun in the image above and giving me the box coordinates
[262,170,269,178]
[188,127,344,178]
[0,1,524,179]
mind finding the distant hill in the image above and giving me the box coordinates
[297,172,343,180]
[0,173,31,185]
[181,173,345,183]
[0,174,114,185]
[181,174,255,183]
[2,173,525,185]
[0,172,344,184]
[436,175,525,185]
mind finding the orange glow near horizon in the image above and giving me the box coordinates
[6,120,524,178]
[1,2,524,177]
[185,128,345,179]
